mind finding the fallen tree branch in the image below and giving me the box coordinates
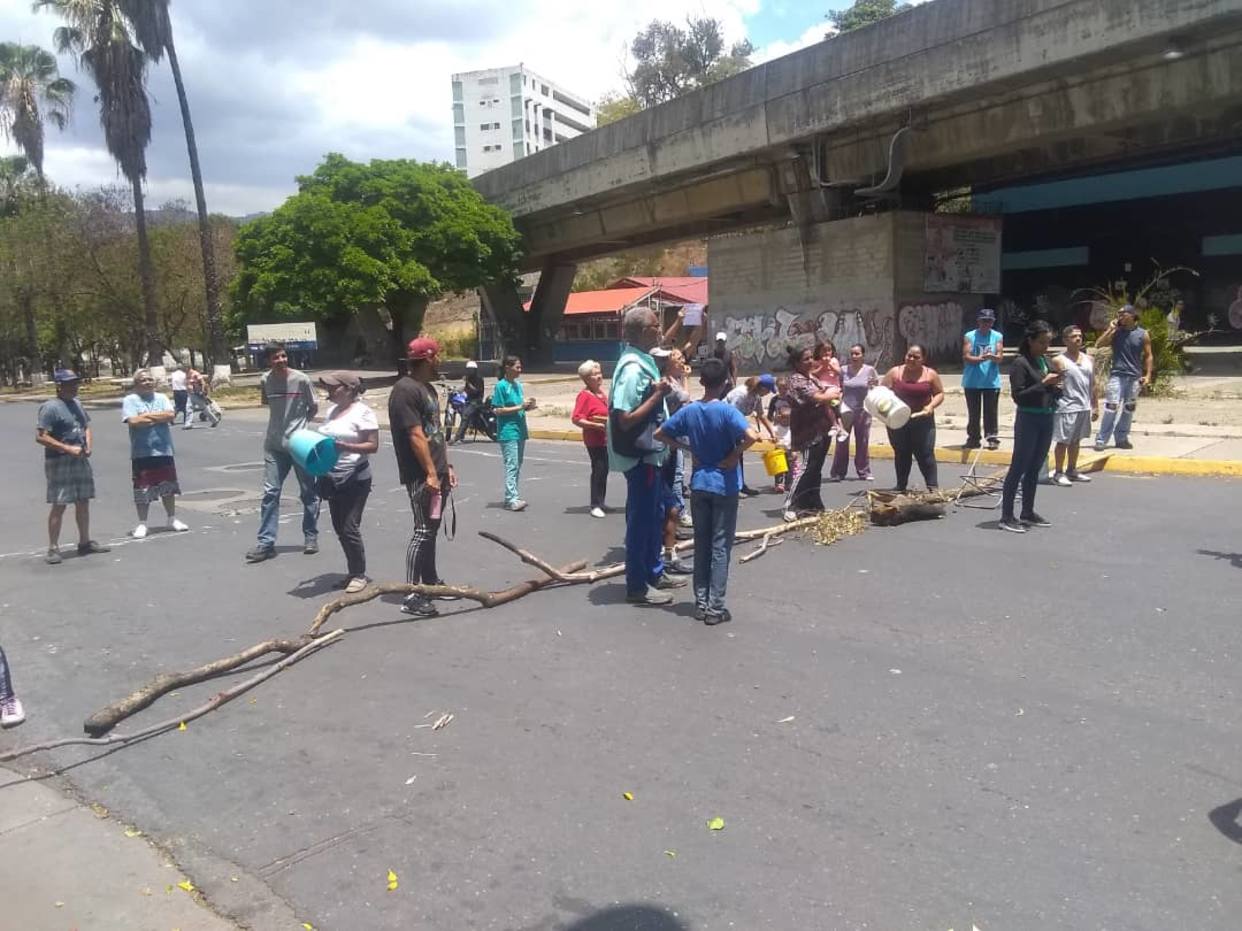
[740,533,783,564]
[2,631,345,762]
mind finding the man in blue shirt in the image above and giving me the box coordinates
[961,308,1004,450]
[608,307,687,606]
[122,369,189,540]
[655,357,758,624]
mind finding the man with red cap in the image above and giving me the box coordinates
[389,337,458,617]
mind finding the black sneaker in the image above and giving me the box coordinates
[429,579,461,601]
[303,538,319,555]
[401,593,439,617]
[1116,439,1134,450]
[998,518,1026,534]
[986,438,1000,451]
[740,486,760,498]
[245,546,276,563]
[963,440,981,450]
[704,609,732,626]
[1020,512,1052,528]
[77,540,111,556]
[663,556,692,575]
[693,605,708,621]
[653,573,688,590]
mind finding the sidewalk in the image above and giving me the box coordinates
[0,769,236,930]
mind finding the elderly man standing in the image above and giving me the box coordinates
[609,307,687,607]
[36,369,110,564]
[962,307,1004,450]
[1093,304,1153,451]
[122,369,190,539]
[245,341,319,563]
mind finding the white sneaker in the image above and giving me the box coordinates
[0,695,25,728]
[590,507,606,519]
[782,510,799,523]
[1052,472,1072,487]
[1068,472,1092,483]
[679,512,693,527]
[131,523,148,539]
[505,499,527,512]
[345,576,368,594]
[167,517,189,532]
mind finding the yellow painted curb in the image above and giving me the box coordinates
[526,430,1242,478]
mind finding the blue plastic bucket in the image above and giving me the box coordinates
[288,428,339,477]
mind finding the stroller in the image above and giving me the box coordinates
[184,388,222,429]
[445,389,496,443]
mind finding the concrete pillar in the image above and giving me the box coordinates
[526,259,577,365]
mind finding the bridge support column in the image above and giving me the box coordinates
[482,259,576,366]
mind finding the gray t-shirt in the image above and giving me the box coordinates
[260,368,316,453]
[1111,326,1147,378]
[1055,352,1094,413]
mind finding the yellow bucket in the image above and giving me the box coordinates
[762,447,788,476]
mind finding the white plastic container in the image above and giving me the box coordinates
[863,386,911,429]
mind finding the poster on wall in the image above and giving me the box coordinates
[924,215,1002,294]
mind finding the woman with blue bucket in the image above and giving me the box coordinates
[314,372,379,593]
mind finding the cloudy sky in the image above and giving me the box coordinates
[0,0,877,215]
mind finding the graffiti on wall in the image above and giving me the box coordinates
[897,301,964,359]
[721,303,897,370]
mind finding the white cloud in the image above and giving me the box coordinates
[754,22,829,64]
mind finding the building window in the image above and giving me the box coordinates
[541,83,549,96]
[604,323,619,339]
[452,103,464,123]
[561,323,579,340]
[478,75,499,86]
[511,96,522,118]
[480,122,501,131]
[451,81,463,102]
[514,141,524,157]
[510,73,522,95]
[455,148,467,169]
[454,127,466,146]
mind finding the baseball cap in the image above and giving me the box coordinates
[715,331,728,341]
[406,336,440,360]
[977,308,996,321]
[318,371,362,391]
[1118,303,1137,317]
[53,368,81,384]
[650,347,672,358]
[465,360,478,369]
[758,373,776,391]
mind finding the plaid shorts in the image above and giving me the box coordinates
[45,454,95,505]
[131,455,181,505]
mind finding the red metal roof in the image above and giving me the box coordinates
[523,286,654,317]
[610,276,708,305]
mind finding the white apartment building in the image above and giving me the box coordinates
[451,65,595,178]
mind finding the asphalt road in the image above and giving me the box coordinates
[1,402,1240,931]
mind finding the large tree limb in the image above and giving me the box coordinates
[3,631,345,762]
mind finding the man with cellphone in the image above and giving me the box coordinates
[1093,304,1153,451]
[389,337,458,617]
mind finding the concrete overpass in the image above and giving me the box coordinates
[475,0,1242,362]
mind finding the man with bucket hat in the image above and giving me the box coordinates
[245,341,319,563]
[36,369,110,564]
[962,307,1004,450]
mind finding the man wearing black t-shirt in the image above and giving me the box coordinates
[389,337,457,616]
[712,331,737,393]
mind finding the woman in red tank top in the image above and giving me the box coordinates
[880,344,945,492]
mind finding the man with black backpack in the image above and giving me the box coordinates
[608,307,688,606]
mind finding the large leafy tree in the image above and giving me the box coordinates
[233,154,522,360]
[827,0,911,36]
[0,42,75,182]
[117,0,225,366]
[624,16,754,109]
[37,0,162,366]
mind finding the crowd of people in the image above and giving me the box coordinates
[4,304,1153,731]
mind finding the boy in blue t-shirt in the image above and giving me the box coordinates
[654,358,758,625]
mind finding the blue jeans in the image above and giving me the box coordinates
[691,491,739,615]
[1002,410,1053,520]
[625,464,665,596]
[1096,374,1141,445]
[500,438,525,504]
[257,449,320,548]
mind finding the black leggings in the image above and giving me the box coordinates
[888,417,938,490]
[788,437,829,513]
[328,478,371,577]
[0,645,13,700]
[587,445,608,508]
[1002,410,1053,520]
[964,388,999,444]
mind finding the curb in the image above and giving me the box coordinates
[524,430,1242,478]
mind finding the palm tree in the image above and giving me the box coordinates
[0,42,75,182]
[118,0,225,366]
[36,0,162,366]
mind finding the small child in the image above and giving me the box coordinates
[0,644,25,728]
[770,401,796,493]
[811,342,849,441]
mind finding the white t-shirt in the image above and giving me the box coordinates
[169,369,187,391]
[318,401,380,468]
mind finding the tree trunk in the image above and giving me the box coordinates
[388,293,430,360]
[166,35,225,367]
[130,176,162,367]
[21,287,37,374]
